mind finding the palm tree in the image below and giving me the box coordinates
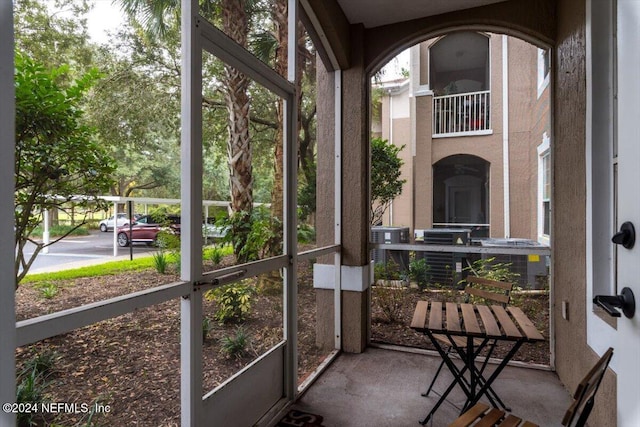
[118,0,255,260]
[221,0,254,216]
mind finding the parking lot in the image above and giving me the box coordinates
[24,230,157,273]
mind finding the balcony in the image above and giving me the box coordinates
[293,347,569,426]
[433,91,491,137]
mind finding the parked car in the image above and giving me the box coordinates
[203,223,228,242]
[99,213,132,232]
[116,215,181,247]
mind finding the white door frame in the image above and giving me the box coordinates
[180,0,300,424]
[586,0,640,425]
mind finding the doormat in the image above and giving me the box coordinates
[276,409,325,427]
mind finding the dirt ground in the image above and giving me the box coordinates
[15,258,549,426]
[371,285,550,365]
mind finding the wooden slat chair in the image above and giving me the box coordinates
[423,276,514,398]
[448,347,614,427]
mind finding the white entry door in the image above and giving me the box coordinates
[614,1,640,424]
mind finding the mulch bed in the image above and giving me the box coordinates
[14,258,549,426]
[371,285,550,365]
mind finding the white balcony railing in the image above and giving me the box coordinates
[433,90,491,136]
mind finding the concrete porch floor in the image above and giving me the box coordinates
[292,347,570,427]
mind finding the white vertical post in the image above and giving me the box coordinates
[284,0,298,400]
[0,2,16,425]
[43,209,50,254]
[112,201,118,256]
[334,70,342,350]
[502,35,511,238]
[181,0,204,425]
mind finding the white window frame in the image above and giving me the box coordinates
[586,0,618,357]
[537,47,551,98]
[537,133,551,245]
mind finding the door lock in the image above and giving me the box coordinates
[612,221,635,249]
[593,287,636,319]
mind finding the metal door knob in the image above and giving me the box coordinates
[593,287,635,319]
[612,222,635,249]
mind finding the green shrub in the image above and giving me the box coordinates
[30,224,90,238]
[20,350,58,378]
[210,248,223,265]
[205,282,254,323]
[217,206,281,263]
[152,251,169,274]
[373,286,404,323]
[156,230,180,250]
[221,327,249,359]
[373,259,402,282]
[202,316,212,341]
[34,282,59,299]
[409,257,430,290]
[462,257,520,284]
[171,251,181,274]
[16,369,48,427]
[297,223,316,244]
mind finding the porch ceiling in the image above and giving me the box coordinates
[335,0,509,28]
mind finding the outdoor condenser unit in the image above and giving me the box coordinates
[479,238,549,289]
[418,228,471,286]
[371,226,410,270]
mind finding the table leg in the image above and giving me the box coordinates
[420,331,473,425]
[448,337,507,413]
[466,340,525,409]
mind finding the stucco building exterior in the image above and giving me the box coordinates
[373,34,551,244]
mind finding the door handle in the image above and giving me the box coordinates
[593,287,635,319]
[612,222,635,249]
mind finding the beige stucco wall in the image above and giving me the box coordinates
[389,117,413,228]
[414,95,433,230]
[381,33,549,241]
[507,38,538,239]
[314,56,336,350]
[553,0,616,425]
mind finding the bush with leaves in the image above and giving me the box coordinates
[373,285,405,323]
[409,257,430,290]
[221,326,250,359]
[16,369,48,427]
[14,51,116,284]
[16,350,58,427]
[373,259,402,282]
[370,138,406,226]
[463,257,520,284]
[217,206,281,263]
[152,251,169,274]
[297,223,316,244]
[205,282,254,323]
[34,282,59,299]
[202,316,212,341]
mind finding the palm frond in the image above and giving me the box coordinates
[250,31,276,64]
[116,0,180,38]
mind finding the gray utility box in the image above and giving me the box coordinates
[478,238,549,289]
[371,226,410,271]
[417,228,471,286]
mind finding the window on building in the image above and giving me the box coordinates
[537,134,551,243]
[537,48,551,97]
[542,152,551,236]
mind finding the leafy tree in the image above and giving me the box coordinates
[119,0,259,261]
[85,49,180,197]
[14,52,116,284]
[14,0,95,75]
[370,137,406,226]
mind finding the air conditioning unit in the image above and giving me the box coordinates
[418,228,471,286]
[479,238,549,289]
[371,226,410,270]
